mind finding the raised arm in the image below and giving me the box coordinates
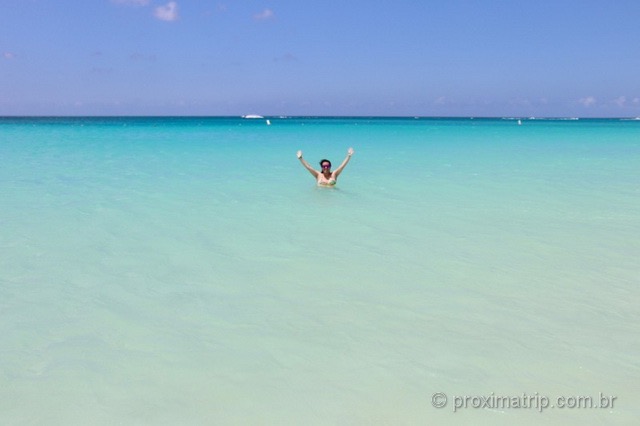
[297,150,319,178]
[333,147,354,178]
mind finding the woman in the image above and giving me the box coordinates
[296,147,354,186]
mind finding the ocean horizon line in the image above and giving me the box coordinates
[1,115,639,120]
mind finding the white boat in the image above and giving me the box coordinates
[242,114,264,119]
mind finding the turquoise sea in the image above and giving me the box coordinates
[1,117,639,425]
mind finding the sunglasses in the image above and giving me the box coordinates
[321,164,331,169]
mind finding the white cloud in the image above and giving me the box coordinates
[508,97,532,106]
[253,9,274,21]
[112,0,150,6]
[3,52,16,59]
[612,96,626,107]
[578,96,596,107]
[155,2,179,21]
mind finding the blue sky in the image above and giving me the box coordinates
[1,0,639,116]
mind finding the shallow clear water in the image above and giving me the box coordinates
[1,117,639,424]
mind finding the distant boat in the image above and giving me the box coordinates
[517,119,522,125]
[242,114,264,119]
[266,120,271,126]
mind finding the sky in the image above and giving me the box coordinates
[1,0,640,117]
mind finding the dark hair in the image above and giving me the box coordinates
[319,159,331,167]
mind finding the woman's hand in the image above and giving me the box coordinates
[347,147,354,156]
[297,150,303,159]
